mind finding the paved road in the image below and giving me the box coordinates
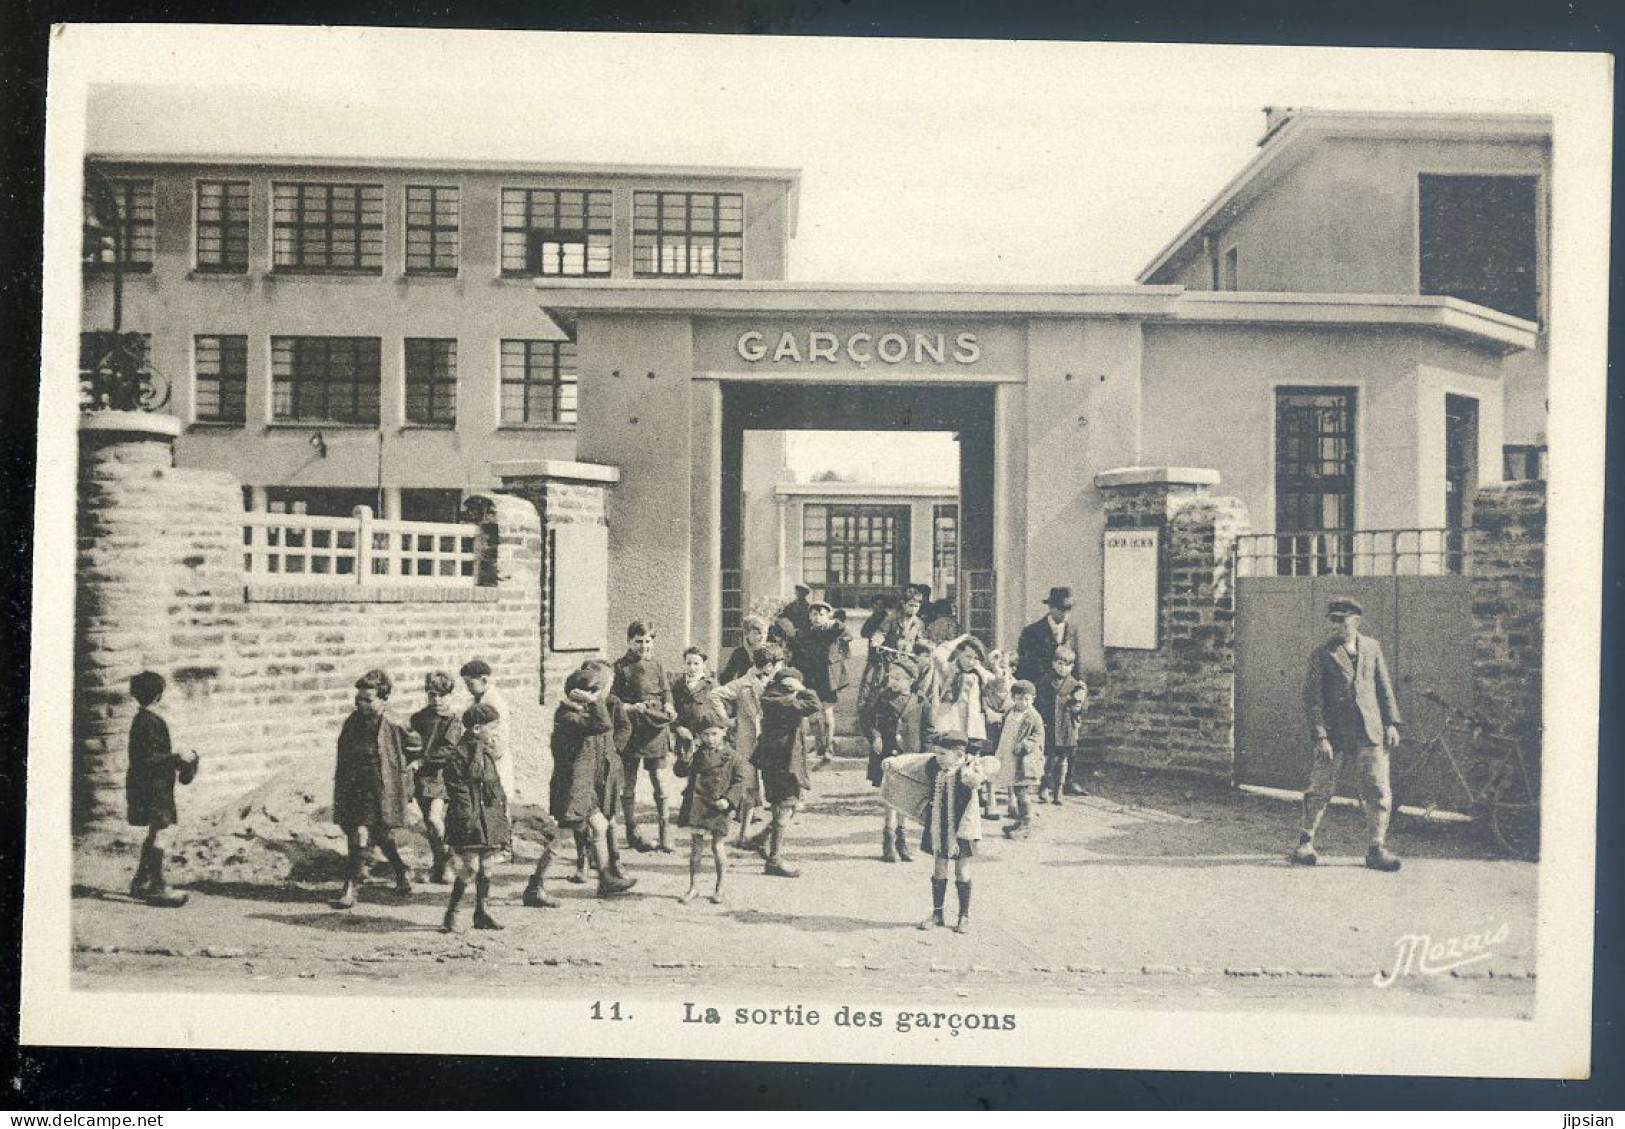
[72,757,1536,1017]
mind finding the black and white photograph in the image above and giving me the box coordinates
[19,26,1611,1077]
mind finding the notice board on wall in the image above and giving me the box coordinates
[1103,527,1159,650]
[550,523,609,653]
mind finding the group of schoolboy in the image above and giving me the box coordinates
[116,586,1090,936]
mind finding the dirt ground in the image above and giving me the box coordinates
[71,754,1537,1018]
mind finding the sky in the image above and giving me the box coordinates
[70,28,1582,482]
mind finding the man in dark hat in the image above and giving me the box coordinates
[1291,597,1405,872]
[771,583,815,648]
[1016,586,1085,685]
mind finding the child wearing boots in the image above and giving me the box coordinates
[916,734,1000,934]
[997,680,1046,839]
[124,671,198,907]
[331,669,419,910]
[674,711,749,904]
[611,622,677,853]
[527,667,637,907]
[440,701,510,932]
[868,655,923,863]
[408,671,462,885]
[1036,648,1088,804]
[711,645,778,849]
[752,667,823,878]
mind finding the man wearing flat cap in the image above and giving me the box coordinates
[1291,597,1405,872]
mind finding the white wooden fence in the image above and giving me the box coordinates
[243,506,479,587]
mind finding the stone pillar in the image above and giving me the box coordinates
[76,413,184,829]
[1091,467,1251,777]
[1468,482,1544,755]
[493,459,620,715]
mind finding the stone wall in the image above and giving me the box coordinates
[1089,468,1251,777]
[1468,482,1545,756]
[74,417,544,832]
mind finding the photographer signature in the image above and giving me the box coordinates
[1373,923,1510,988]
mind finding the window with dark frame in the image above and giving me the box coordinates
[263,487,379,518]
[1502,443,1547,482]
[499,339,578,425]
[194,335,248,423]
[1418,174,1540,322]
[196,181,250,273]
[801,502,909,606]
[400,488,465,524]
[932,503,960,602]
[270,336,381,424]
[271,182,385,274]
[500,188,611,277]
[633,191,744,278]
[405,185,460,276]
[1274,387,1357,575]
[404,338,457,427]
[84,178,155,270]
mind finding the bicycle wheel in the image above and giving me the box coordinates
[1486,752,1540,861]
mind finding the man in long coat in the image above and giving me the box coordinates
[1290,597,1405,871]
[332,668,419,909]
[1015,586,1086,684]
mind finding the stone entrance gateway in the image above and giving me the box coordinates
[541,282,1529,676]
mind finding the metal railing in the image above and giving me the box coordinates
[1234,528,1468,578]
[244,506,479,587]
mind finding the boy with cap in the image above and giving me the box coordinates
[752,667,824,877]
[788,600,847,765]
[710,645,779,849]
[868,654,924,861]
[440,701,511,932]
[675,709,750,904]
[528,666,638,906]
[916,734,1001,934]
[331,669,420,910]
[124,671,199,907]
[408,671,462,884]
[1292,597,1405,872]
[611,621,677,853]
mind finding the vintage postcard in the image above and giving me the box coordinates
[21,26,1611,1077]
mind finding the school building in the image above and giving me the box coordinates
[80,107,1546,671]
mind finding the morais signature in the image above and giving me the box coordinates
[1373,923,1510,988]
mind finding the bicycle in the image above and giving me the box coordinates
[1389,689,1540,861]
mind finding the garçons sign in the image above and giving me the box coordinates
[737,330,982,366]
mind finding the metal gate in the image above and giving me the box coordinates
[1234,529,1473,798]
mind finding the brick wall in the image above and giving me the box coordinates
[1468,481,1545,755]
[74,419,544,832]
[1091,470,1251,777]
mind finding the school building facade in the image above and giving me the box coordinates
[80,109,1543,671]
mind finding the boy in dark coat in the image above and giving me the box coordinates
[869,656,923,863]
[527,666,638,906]
[675,710,749,904]
[408,671,462,884]
[670,645,719,761]
[752,667,823,877]
[611,621,677,853]
[917,735,1001,934]
[440,702,511,932]
[789,601,847,765]
[125,671,198,907]
[332,669,420,910]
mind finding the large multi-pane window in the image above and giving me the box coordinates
[1274,387,1357,574]
[500,188,612,277]
[194,335,248,423]
[801,503,909,607]
[1419,174,1540,322]
[195,180,250,273]
[79,331,151,409]
[404,338,457,427]
[271,182,385,273]
[271,336,381,423]
[499,339,578,425]
[932,503,960,602]
[405,185,460,276]
[83,178,155,270]
[633,191,744,278]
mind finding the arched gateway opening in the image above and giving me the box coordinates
[719,382,997,648]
